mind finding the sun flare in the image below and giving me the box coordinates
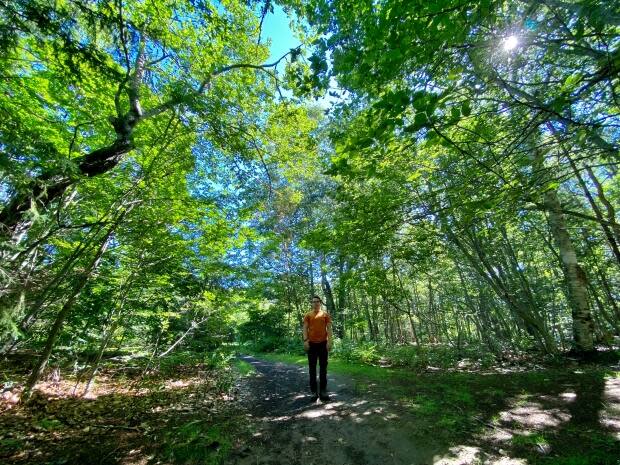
[502,35,519,51]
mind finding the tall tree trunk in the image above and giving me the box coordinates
[406,308,419,344]
[336,259,347,338]
[82,273,135,396]
[309,252,315,297]
[543,189,595,352]
[320,256,337,321]
[579,230,620,329]
[595,268,620,322]
[2,220,108,353]
[427,277,435,343]
[589,282,620,335]
[0,140,135,240]
[455,262,501,354]
[82,318,121,396]
[362,293,376,341]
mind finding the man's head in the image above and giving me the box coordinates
[311,295,322,311]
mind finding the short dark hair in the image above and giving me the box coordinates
[311,295,323,303]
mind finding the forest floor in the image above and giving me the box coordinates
[0,352,241,465]
[0,352,619,465]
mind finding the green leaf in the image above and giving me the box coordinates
[404,112,429,133]
[461,101,471,117]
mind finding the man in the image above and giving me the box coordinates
[303,295,333,401]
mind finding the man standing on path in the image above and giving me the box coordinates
[303,295,333,401]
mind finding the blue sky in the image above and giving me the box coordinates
[260,5,339,108]
[260,5,301,64]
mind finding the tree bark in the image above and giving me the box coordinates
[1,220,109,353]
[320,255,337,318]
[82,271,136,395]
[0,137,134,239]
[543,189,595,352]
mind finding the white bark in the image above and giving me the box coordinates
[543,189,595,352]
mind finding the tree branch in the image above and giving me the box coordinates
[143,46,300,119]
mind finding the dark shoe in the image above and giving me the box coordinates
[310,391,318,401]
[319,390,329,401]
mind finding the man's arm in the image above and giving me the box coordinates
[326,322,333,351]
[303,319,309,351]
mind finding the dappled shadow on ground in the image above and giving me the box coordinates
[0,366,237,465]
[437,367,620,465]
[231,355,620,465]
[434,369,620,465]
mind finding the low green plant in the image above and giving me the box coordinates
[412,394,440,416]
[511,433,549,448]
[160,420,231,465]
[233,359,256,376]
[332,340,381,365]
[158,351,203,375]
[204,349,234,370]
[35,418,64,431]
[543,455,620,465]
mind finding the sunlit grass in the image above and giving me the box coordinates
[233,359,256,376]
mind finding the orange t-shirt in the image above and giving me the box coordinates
[304,310,332,343]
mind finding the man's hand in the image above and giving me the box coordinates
[304,340,310,352]
[327,341,332,352]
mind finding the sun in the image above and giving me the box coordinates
[502,35,519,51]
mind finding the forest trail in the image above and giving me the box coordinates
[228,354,436,465]
[228,355,500,465]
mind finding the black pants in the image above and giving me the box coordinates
[308,341,328,392]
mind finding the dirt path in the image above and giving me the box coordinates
[227,355,440,465]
